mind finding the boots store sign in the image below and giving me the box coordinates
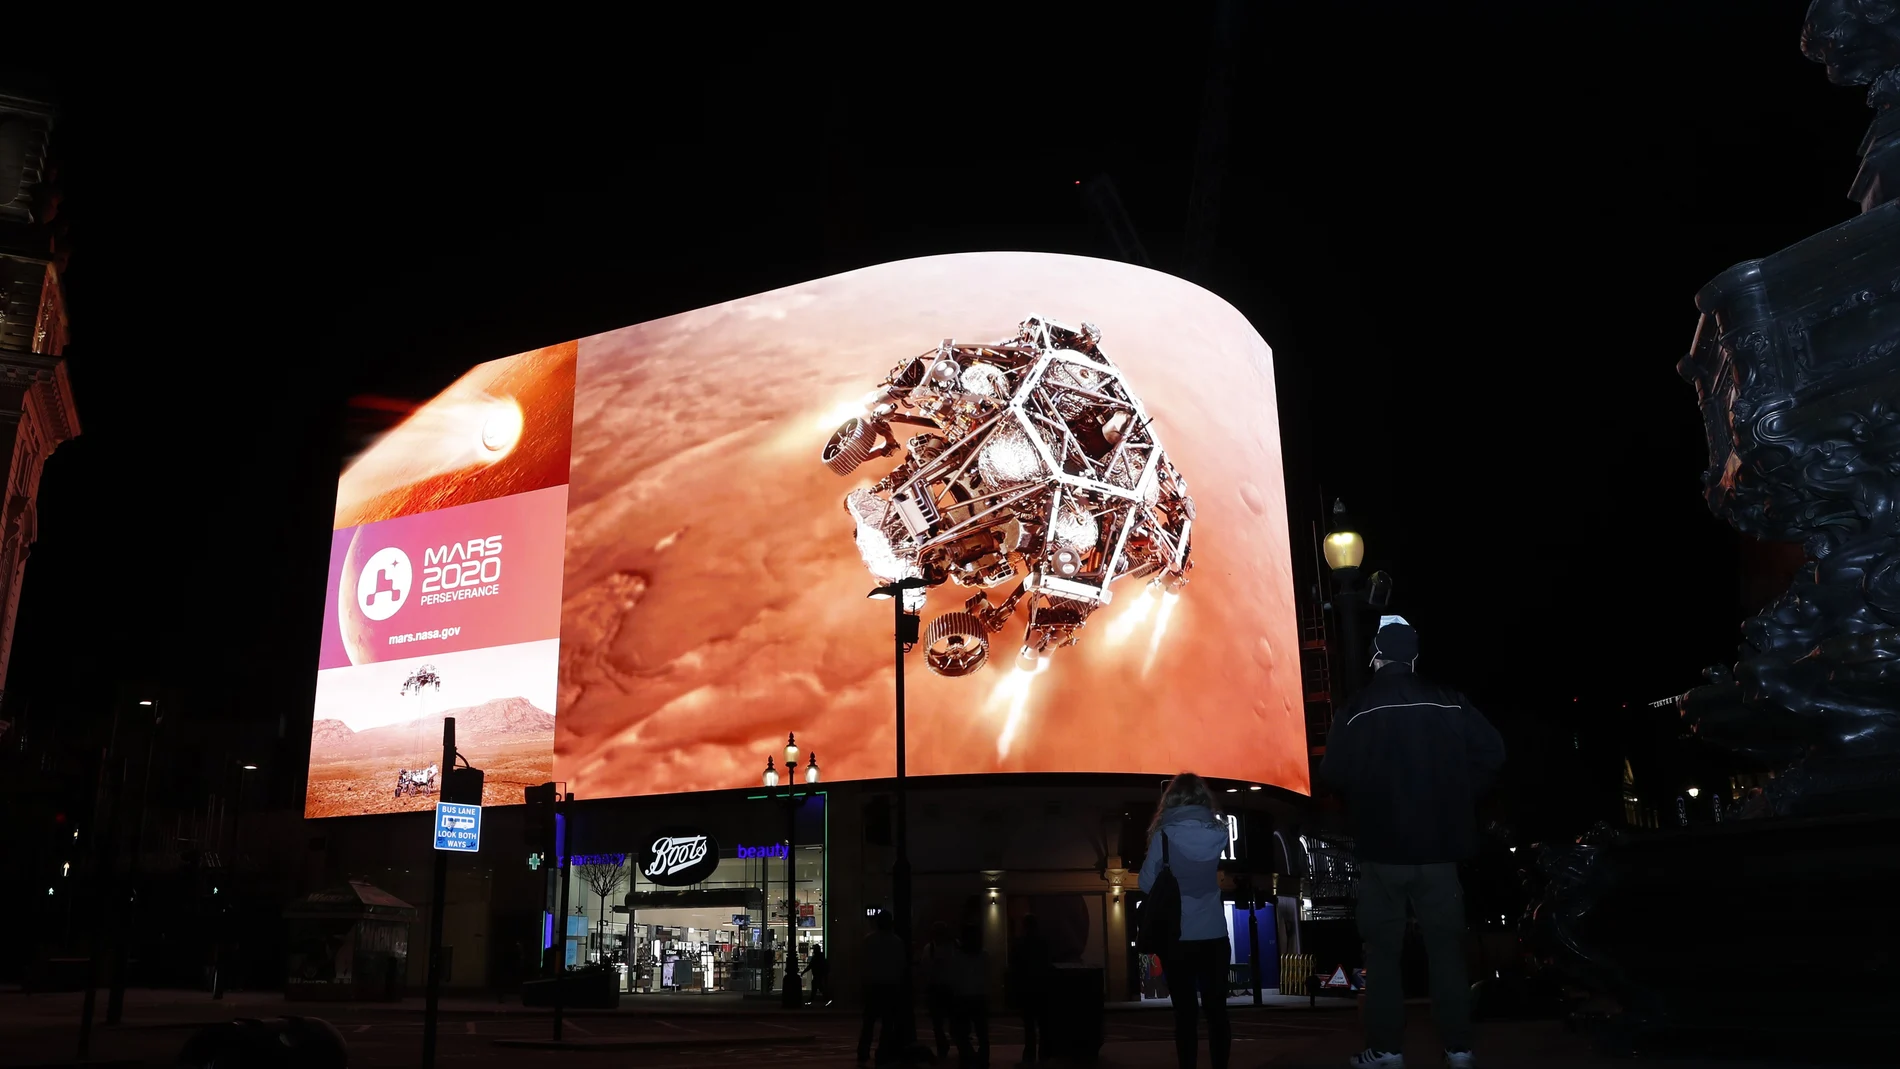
[638,827,721,886]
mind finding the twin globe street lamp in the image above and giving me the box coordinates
[762,732,821,787]
[764,733,819,1006]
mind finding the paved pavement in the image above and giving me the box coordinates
[0,991,1354,1068]
[0,990,1885,1068]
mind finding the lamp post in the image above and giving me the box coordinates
[1323,501,1395,707]
[106,699,162,1025]
[77,700,132,1060]
[869,575,927,1053]
[1323,501,1369,704]
[764,734,816,1008]
[211,760,257,1001]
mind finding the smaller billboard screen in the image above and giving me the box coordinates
[307,344,575,817]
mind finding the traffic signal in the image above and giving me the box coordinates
[524,782,556,853]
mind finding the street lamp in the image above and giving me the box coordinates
[213,761,259,1001]
[1687,786,1700,798]
[867,574,928,1053]
[764,736,813,1008]
[1324,501,1371,703]
[81,694,147,1057]
[108,698,164,1025]
[1322,502,1365,577]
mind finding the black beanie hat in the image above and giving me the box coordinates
[1369,616,1419,665]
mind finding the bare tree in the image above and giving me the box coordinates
[578,856,630,963]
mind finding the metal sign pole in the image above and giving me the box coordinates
[554,790,570,1042]
[76,716,123,1062]
[783,789,800,1006]
[892,594,919,1052]
[421,717,454,1069]
[1247,880,1263,1006]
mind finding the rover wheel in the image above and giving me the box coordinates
[924,610,991,677]
[822,417,877,476]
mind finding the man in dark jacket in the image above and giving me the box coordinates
[1319,617,1504,1069]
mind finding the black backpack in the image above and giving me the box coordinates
[1136,833,1181,954]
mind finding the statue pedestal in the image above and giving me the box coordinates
[1768,754,1900,817]
[1534,813,1900,1052]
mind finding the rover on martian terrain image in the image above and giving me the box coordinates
[822,315,1194,677]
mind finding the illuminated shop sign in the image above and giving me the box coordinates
[735,843,789,860]
[1219,814,1242,861]
[570,852,628,867]
[638,827,721,886]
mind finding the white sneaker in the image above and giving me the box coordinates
[1444,1051,1475,1068]
[1348,1051,1405,1068]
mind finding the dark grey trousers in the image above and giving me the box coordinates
[1356,861,1473,1053]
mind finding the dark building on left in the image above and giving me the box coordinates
[0,93,83,988]
[0,93,80,702]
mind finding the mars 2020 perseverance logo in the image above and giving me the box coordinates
[357,547,413,621]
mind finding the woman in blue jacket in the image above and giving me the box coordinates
[1139,773,1232,1069]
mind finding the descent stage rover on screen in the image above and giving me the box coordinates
[822,315,1195,677]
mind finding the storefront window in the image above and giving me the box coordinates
[562,832,826,995]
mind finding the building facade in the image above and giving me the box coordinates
[297,774,1316,1005]
[0,92,80,701]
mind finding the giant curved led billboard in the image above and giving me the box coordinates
[306,253,1304,818]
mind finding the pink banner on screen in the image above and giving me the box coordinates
[319,484,568,669]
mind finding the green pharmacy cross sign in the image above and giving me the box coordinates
[527,852,545,871]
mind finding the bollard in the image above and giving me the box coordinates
[1278,953,1313,997]
[175,1016,348,1069]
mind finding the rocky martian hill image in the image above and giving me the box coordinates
[306,697,554,816]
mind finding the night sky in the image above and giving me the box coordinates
[5,3,1872,820]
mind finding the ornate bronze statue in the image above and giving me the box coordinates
[1525,6,1900,1048]
[1675,0,1900,814]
